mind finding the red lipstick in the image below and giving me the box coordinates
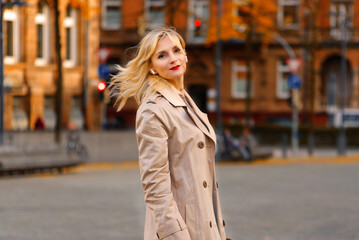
[170,65,180,70]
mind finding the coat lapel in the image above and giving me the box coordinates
[158,86,216,144]
[183,91,217,143]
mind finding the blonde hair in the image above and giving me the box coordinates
[110,27,186,111]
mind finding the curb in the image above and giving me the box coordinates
[218,155,359,166]
[72,155,359,172]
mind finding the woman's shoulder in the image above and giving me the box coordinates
[137,91,170,115]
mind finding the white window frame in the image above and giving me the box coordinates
[231,60,253,99]
[145,0,165,29]
[101,0,122,30]
[277,59,290,99]
[330,1,353,40]
[35,2,51,66]
[63,6,78,68]
[4,6,20,64]
[187,0,209,43]
[278,0,300,30]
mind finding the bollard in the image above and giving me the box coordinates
[282,134,288,158]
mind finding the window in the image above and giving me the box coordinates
[63,5,78,68]
[146,0,165,29]
[102,0,121,30]
[12,96,29,131]
[35,0,51,66]
[44,96,56,130]
[188,0,209,42]
[277,58,290,98]
[4,6,20,64]
[278,0,300,29]
[330,1,353,40]
[231,60,252,98]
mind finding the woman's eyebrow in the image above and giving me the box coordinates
[155,46,179,56]
[155,50,167,56]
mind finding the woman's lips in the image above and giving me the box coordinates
[170,65,180,70]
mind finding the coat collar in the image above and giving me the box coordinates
[157,85,186,107]
[158,85,217,144]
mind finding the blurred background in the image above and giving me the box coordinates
[1,1,359,239]
[1,0,359,160]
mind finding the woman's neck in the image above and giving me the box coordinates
[172,77,184,91]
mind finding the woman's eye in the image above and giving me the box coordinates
[158,53,166,59]
[174,48,181,53]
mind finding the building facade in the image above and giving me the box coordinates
[5,0,359,131]
[100,0,359,129]
[3,0,101,131]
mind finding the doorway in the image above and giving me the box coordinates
[188,84,208,113]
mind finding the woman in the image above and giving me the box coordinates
[111,27,227,240]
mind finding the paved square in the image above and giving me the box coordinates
[1,161,359,240]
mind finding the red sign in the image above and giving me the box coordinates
[97,81,107,91]
[98,48,111,64]
[286,58,302,74]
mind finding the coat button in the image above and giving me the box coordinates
[198,141,205,148]
[156,232,160,239]
[223,220,226,227]
[209,221,212,228]
[216,181,219,188]
[203,181,207,188]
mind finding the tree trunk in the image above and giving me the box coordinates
[54,0,63,144]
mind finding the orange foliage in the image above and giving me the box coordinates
[206,0,277,44]
[69,0,100,19]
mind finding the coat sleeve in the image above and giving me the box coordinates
[136,107,191,240]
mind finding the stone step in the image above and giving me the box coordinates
[0,144,86,172]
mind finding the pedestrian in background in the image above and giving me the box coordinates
[239,127,256,161]
[34,116,45,130]
[111,27,228,240]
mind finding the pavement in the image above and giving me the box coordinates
[1,154,359,240]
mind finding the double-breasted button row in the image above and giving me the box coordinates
[198,141,205,149]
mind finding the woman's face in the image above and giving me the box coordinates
[150,36,187,86]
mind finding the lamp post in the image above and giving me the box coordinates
[215,0,223,161]
[0,0,29,146]
[338,16,348,156]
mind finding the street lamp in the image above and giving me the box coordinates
[0,0,29,146]
[338,16,349,156]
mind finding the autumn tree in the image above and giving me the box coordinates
[207,0,277,126]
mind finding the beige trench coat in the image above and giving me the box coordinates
[136,86,227,240]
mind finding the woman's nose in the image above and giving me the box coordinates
[169,53,177,63]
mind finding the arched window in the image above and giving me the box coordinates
[4,3,20,64]
[63,4,78,68]
[35,0,51,66]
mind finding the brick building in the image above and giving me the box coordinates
[5,0,359,131]
[3,0,101,131]
[100,0,359,129]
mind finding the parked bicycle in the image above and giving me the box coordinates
[66,131,88,161]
